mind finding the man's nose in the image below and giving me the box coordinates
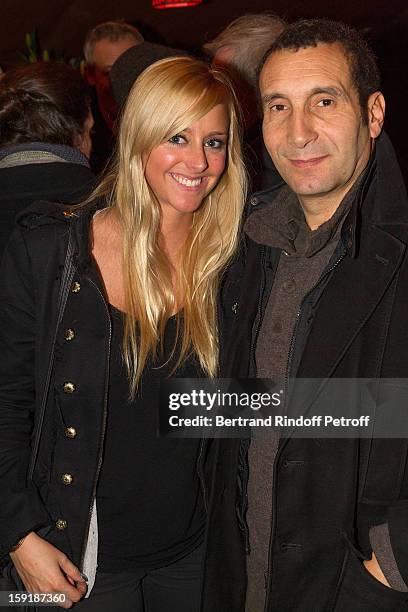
[185,143,208,172]
[287,109,318,149]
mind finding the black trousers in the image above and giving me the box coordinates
[50,543,203,611]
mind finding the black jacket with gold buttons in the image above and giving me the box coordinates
[0,201,114,569]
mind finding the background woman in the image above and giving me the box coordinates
[0,56,246,611]
[0,61,95,259]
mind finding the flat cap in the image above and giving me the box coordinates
[110,41,189,107]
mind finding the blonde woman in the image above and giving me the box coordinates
[0,57,246,611]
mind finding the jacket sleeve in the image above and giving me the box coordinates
[0,228,51,558]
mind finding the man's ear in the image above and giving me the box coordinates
[213,45,236,67]
[83,64,96,87]
[367,91,385,139]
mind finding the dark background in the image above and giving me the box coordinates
[2,0,407,171]
[1,0,407,61]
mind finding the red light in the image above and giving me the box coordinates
[152,0,202,8]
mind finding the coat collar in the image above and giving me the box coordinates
[16,199,103,275]
[247,132,408,260]
[0,142,90,168]
[263,132,408,442]
[298,131,408,378]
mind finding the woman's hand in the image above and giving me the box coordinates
[9,532,87,609]
[363,552,391,587]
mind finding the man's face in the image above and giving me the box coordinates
[260,43,383,209]
[86,37,138,131]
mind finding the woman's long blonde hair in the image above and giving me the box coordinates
[90,56,247,395]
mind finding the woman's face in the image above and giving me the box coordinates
[145,104,229,219]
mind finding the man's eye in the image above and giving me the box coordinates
[270,104,287,112]
[317,99,334,107]
[168,134,186,145]
[205,138,225,149]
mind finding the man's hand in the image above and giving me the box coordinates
[10,532,87,609]
[363,552,390,587]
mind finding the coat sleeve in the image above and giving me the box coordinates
[0,227,51,558]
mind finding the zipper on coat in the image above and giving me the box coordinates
[237,438,251,554]
[197,438,208,512]
[234,247,270,555]
[249,246,268,375]
[79,277,112,571]
[263,247,346,612]
[237,246,269,554]
[284,247,347,401]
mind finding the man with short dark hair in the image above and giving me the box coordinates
[203,19,408,612]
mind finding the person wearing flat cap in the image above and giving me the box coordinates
[110,41,188,109]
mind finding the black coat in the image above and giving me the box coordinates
[0,204,107,567]
[202,133,408,611]
[0,160,95,260]
[0,203,209,582]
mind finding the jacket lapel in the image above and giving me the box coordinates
[276,225,407,446]
[296,224,405,380]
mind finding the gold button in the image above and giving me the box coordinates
[71,282,81,293]
[61,473,73,486]
[63,210,75,218]
[64,329,75,341]
[55,519,67,530]
[65,427,77,439]
[63,382,75,394]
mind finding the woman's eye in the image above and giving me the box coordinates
[317,99,334,107]
[205,138,225,149]
[168,134,186,145]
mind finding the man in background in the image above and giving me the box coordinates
[203,14,285,190]
[83,21,143,172]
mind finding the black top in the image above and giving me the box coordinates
[97,306,205,572]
